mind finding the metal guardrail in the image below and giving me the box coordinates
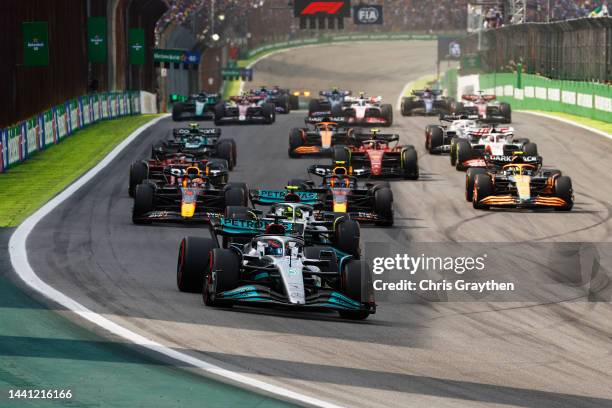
[462,17,612,82]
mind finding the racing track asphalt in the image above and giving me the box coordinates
[28,41,612,407]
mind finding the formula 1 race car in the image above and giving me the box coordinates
[214,95,276,125]
[132,166,249,224]
[454,93,511,123]
[217,202,362,258]
[452,126,537,170]
[401,89,451,116]
[172,92,220,121]
[251,163,395,226]
[424,114,481,154]
[331,129,419,180]
[332,93,393,127]
[466,155,573,211]
[308,88,352,117]
[128,154,229,197]
[288,117,355,157]
[176,218,375,319]
[248,86,299,113]
[151,124,237,169]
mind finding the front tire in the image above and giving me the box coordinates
[401,147,419,180]
[177,237,217,293]
[554,176,574,211]
[132,183,154,224]
[472,174,493,209]
[129,161,148,197]
[203,248,241,307]
[374,187,393,226]
[338,259,371,320]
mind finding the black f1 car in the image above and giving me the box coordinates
[466,155,573,211]
[248,86,299,113]
[288,117,354,157]
[172,93,220,121]
[214,95,276,125]
[151,125,237,169]
[401,89,451,116]
[132,166,248,224]
[176,215,375,319]
[250,163,395,226]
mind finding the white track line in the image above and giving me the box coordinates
[8,114,343,408]
[516,110,611,139]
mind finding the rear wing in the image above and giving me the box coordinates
[305,116,349,125]
[210,217,296,238]
[352,132,399,143]
[250,189,321,205]
[485,154,542,168]
[439,113,479,122]
[412,89,442,97]
[307,164,367,178]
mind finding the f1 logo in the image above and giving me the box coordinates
[301,1,344,15]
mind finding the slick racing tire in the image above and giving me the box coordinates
[288,128,303,158]
[472,174,493,209]
[289,94,300,111]
[279,94,290,114]
[177,237,217,293]
[381,104,393,127]
[263,103,276,124]
[172,103,183,121]
[339,259,370,320]
[333,217,361,258]
[129,161,148,197]
[401,147,419,180]
[400,97,414,116]
[523,142,538,156]
[332,146,351,166]
[214,103,225,126]
[465,168,487,202]
[428,126,444,154]
[374,187,394,226]
[224,182,249,207]
[308,99,321,116]
[449,138,459,166]
[203,248,240,307]
[216,140,236,169]
[455,140,473,171]
[499,103,512,123]
[132,183,155,224]
[554,176,574,211]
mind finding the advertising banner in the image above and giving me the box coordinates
[0,130,5,172]
[87,17,107,63]
[129,28,145,65]
[293,0,351,17]
[353,5,384,25]
[26,117,39,156]
[22,22,49,67]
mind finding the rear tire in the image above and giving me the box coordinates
[374,187,393,226]
[455,140,473,171]
[523,142,538,156]
[132,183,154,224]
[333,217,361,258]
[429,126,444,154]
[263,103,276,124]
[129,161,148,197]
[500,103,512,123]
[177,237,217,293]
[216,140,235,169]
[172,103,183,121]
[214,103,225,126]
[332,145,351,166]
[381,104,393,127]
[308,99,321,116]
[224,183,249,206]
[401,148,419,180]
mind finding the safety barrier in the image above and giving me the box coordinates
[243,32,445,60]
[0,92,141,173]
[451,72,611,124]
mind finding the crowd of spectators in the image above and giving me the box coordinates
[527,0,609,22]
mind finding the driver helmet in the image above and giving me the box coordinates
[189,122,199,130]
[265,239,283,256]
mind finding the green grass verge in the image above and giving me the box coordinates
[525,110,612,135]
[0,115,160,227]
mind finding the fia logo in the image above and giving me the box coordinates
[357,7,380,23]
